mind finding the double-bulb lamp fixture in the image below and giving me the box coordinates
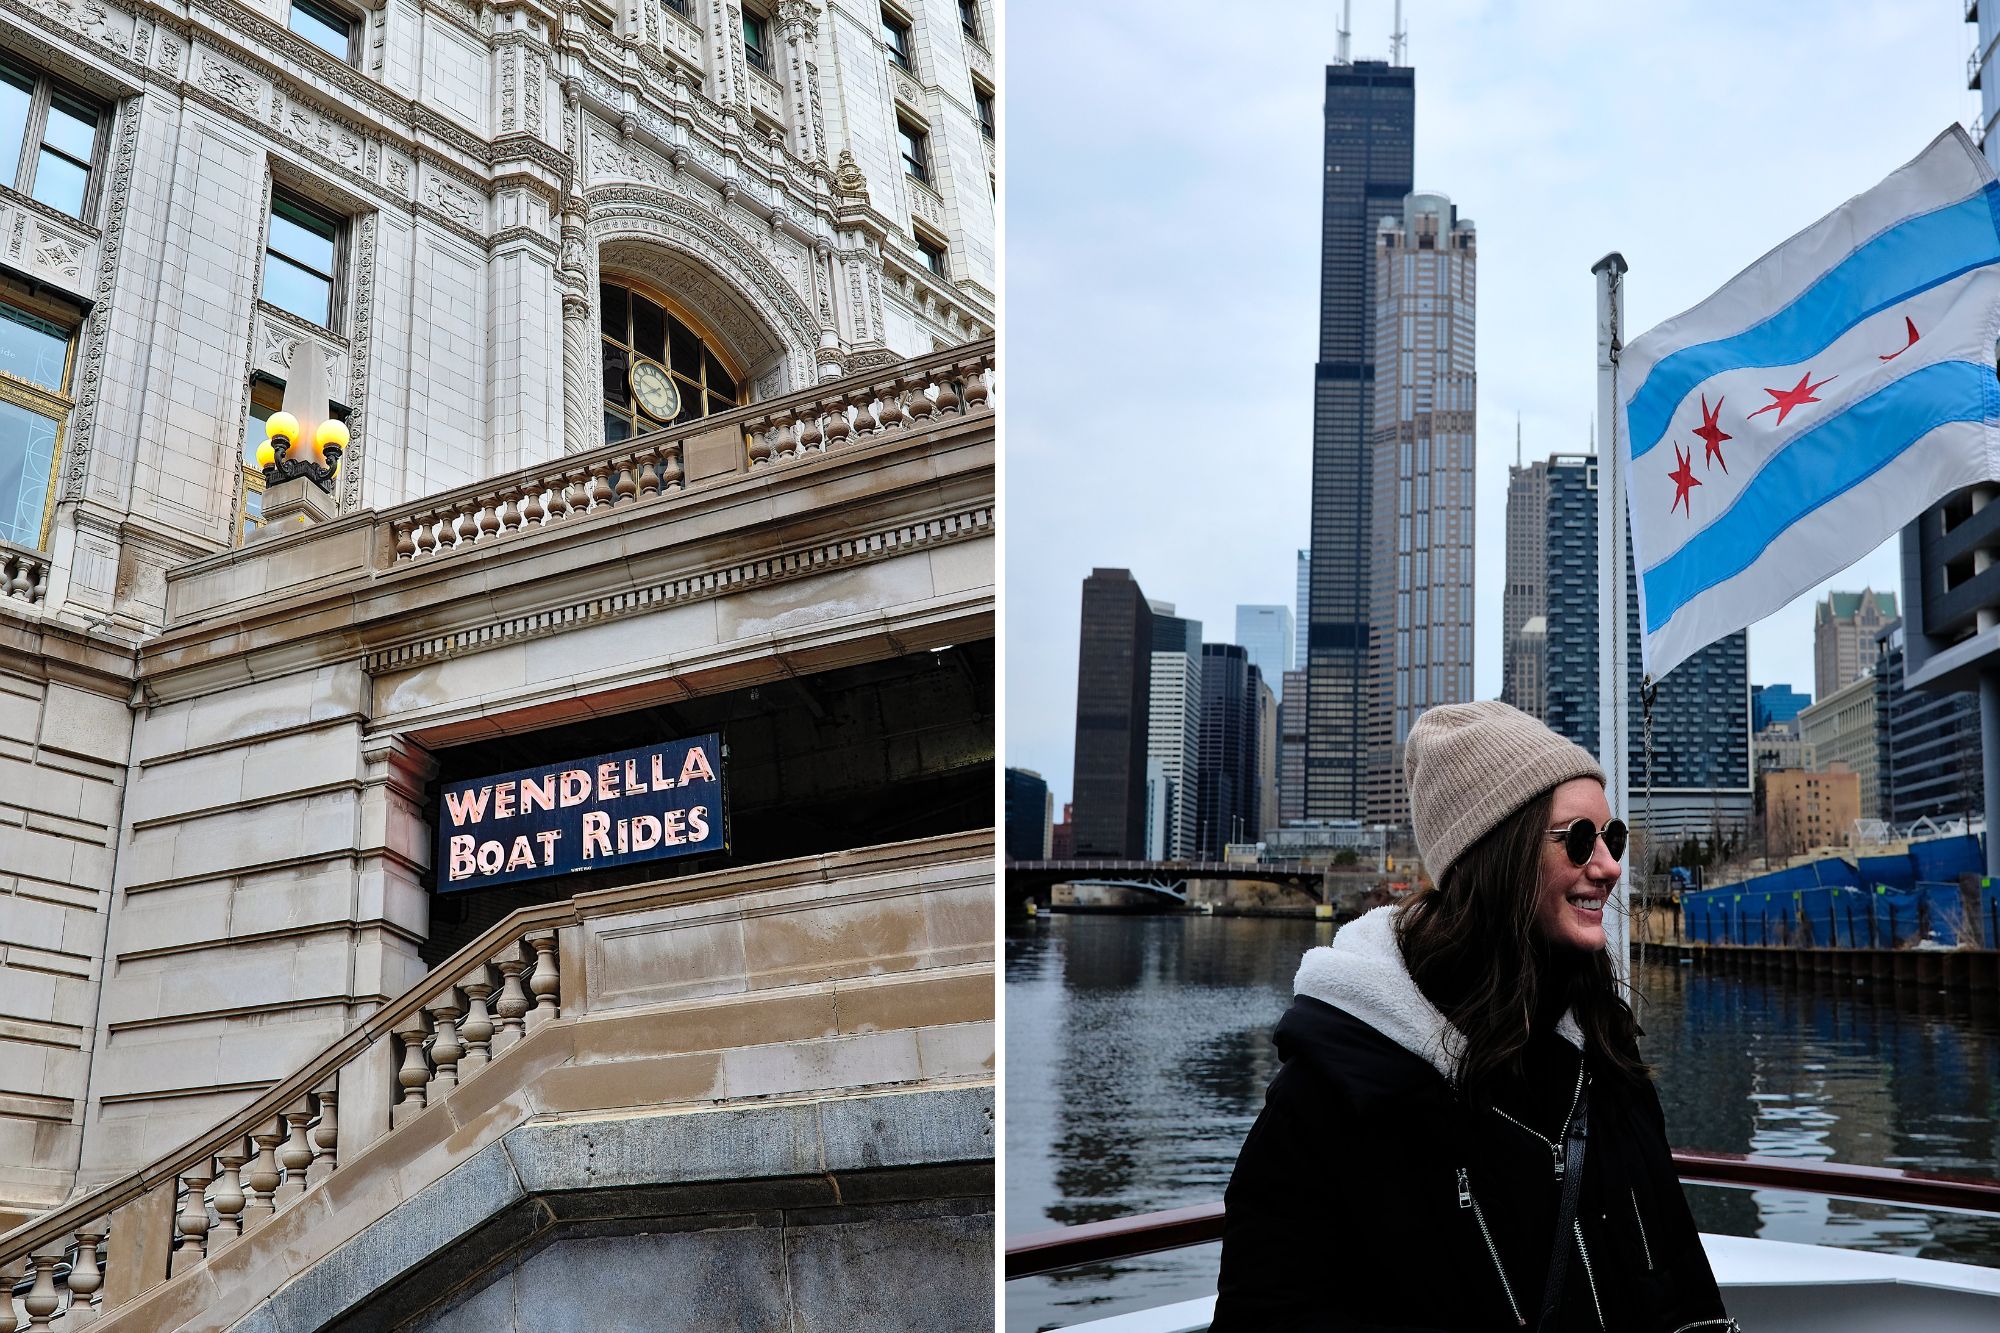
[258,410,347,494]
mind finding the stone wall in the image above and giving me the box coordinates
[0,0,993,632]
[70,369,993,1189]
[0,621,132,1228]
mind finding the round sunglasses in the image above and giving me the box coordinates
[1546,817,1628,866]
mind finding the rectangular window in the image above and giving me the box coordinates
[897,116,929,184]
[959,0,981,41]
[289,0,356,62]
[742,10,771,74]
[915,232,947,278]
[881,8,913,69]
[974,83,995,140]
[0,293,75,551]
[0,56,102,221]
[262,192,342,329]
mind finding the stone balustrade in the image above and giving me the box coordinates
[0,541,48,606]
[0,918,568,1329]
[379,340,993,569]
[743,345,992,470]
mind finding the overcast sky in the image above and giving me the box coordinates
[1003,0,1980,808]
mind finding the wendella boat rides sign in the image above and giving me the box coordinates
[436,734,726,892]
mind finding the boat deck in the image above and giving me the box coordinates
[1055,1233,2000,1332]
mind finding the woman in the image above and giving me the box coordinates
[1211,701,1738,1333]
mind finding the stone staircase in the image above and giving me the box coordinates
[0,831,995,1331]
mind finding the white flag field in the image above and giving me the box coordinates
[1620,125,2000,681]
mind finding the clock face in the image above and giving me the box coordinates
[629,359,682,423]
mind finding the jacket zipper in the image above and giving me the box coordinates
[1491,1057,1587,1179]
[1573,1218,1605,1331]
[1631,1187,1654,1270]
[1458,1167,1526,1327]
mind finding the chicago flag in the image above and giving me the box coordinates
[1620,125,2000,680]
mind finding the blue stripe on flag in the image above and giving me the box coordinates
[1641,359,1999,632]
[1627,182,2000,459]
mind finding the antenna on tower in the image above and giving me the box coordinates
[1391,0,1407,66]
[1516,413,1522,468]
[1336,0,1352,64]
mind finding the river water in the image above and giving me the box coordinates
[1003,911,2000,1332]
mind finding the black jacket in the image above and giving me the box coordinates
[1211,908,1736,1333]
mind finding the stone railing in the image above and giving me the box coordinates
[381,339,993,566]
[0,831,988,1328]
[0,917,571,1327]
[743,342,990,469]
[0,540,48,606]
[748,65,785,121]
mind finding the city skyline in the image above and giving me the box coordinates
[1007,0,1972,807]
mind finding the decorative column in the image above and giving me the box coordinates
[169,1167,212,1278]
[65,1225,104,1326]
[560,216,598,456]
[244,1121,285,1229]
[392,1018,431,1129]
[424,991,464,1102]
[274,1104,314,1208]
[777,0,826,163]
[459,965,496,1077]
[208,1150,248,1249]
[307,1090,340,1187]
[524,930,561,1030]
[490,951,531,1056]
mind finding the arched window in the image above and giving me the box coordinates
[599,280,745,443]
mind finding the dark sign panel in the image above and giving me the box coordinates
[436,734,725,892]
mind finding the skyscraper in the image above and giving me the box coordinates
[1236,604,1295,700]
[1305,58,1415,821]
[1365,192,1476,824]
[1874,618,1984,826]
[1295,549,1311,670]
[1814,589,1896,701]
[1542,454,1753,846]
[1503,457,1552,717]
[1198,644,1261,855]
[1005,768,1051,861]
[1149,603,1204,859]
[1072,569,1155,857]
[1280,668,1308,825]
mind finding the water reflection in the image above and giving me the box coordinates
[1006,914,2000,1332]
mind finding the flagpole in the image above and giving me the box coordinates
[1593,252,1631,981]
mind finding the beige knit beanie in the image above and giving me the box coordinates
[1404,700,1606,884]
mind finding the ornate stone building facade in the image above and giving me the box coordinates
[0,0,998,1301]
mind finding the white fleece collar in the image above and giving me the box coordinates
[1292,905,1583,1085]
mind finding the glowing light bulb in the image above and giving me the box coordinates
[255,441,275,469]
[314,418,349,454]
[265,411,300,444]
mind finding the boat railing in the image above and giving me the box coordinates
[1005,1151,2000,1279]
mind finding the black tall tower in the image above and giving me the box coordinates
[1071,568,1155,857]
[1305,59,1414,820]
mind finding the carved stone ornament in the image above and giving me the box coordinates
[832,149,869,203]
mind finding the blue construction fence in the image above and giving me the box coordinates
[1681,835,2000,948]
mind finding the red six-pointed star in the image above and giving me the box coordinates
[1693,393,1731,472]
[1745,370,1837,427]
[1669,441,1701,516]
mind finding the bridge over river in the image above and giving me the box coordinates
[1004,858,1333,906]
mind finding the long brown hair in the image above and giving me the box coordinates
[1394,787,1650,1105]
